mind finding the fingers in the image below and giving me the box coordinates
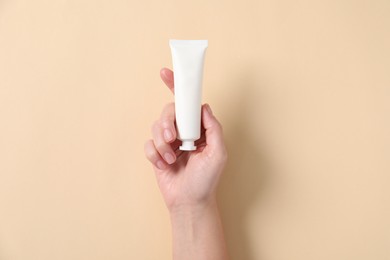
[152,121,177,165]
[160,103,177,143]
[144,139,167,170]
[151,103,177,165]
[201,104,227,160]
[160,68,174,94]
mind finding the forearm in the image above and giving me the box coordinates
[170,199,229,260]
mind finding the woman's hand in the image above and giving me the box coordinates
[144,68,228,213]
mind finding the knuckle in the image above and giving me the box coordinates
[155,142,167,153]
[161,119,171,129]
[151,120,161,133]
[162,102,175,120]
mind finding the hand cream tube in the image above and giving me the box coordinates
[169,39,208,151]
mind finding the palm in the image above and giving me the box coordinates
[154,139,218,209]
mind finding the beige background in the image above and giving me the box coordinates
[0,0,389,259]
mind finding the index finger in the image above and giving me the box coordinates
[160,102,177,143]
[160,68,174,94]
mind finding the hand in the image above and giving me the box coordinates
[144,68,228,213]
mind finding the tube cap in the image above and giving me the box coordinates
[180,141,196,151]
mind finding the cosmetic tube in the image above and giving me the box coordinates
[169,39,208,151]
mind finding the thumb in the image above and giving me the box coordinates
[201,104,226,158]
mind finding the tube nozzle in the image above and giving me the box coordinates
[180,141,196,151]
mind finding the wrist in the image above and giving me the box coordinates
[168,196,218,218]
[169,197,229,260]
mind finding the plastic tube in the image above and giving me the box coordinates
[169,39,208,151]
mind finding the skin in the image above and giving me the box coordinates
[144,68,229,260]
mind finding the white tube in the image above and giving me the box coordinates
[169,39,208,151]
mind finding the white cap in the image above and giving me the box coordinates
[180,141,196,151]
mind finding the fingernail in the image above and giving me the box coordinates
[164,129,173,142]
[156,160,166,170]
[206,104,213,115]
[164,153,175,164]
[162,68,169,76]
